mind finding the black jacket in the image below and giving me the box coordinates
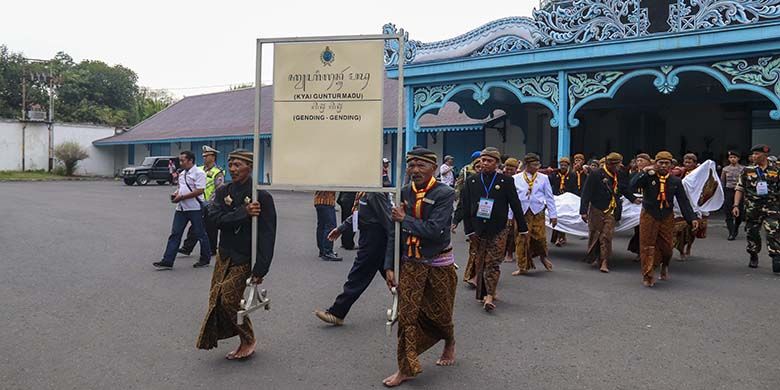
[461,171,529,237]
[385,181,455,270]
[338,192,393,234]
[550,170,587,196]
[630,172,696,223]
[579,168,636,221]
[207,179,277,277]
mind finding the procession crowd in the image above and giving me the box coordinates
[150,142,780,387]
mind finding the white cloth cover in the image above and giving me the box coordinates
[545,160,724,237]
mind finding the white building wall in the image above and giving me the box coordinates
[54,123,118,176]
[0,120,116,175]
[0,120,23,171]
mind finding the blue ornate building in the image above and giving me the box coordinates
[385,0,780,167]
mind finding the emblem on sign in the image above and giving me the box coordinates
[320,46,335,66]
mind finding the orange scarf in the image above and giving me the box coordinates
[406,177,436,258]
[576,171,583,190]
[657,174,670,209]
[558,171,568,192]
[524,172,538,199]
[602,166,618,214]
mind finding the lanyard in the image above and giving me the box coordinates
[756,166,766,181]
[480,172,498,198]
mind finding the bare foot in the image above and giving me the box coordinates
[642,276,656,287]
[225,343,241,360]
[234,340,256,360]
[659,265,669,280]
[512,269,527,276]
[383,371,413,387]
[483,295,496,312]
[542,258,553,271]
[599,262,609,273]
[504,255,514,263]
[436,342,456,366]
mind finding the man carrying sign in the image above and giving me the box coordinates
[383,148,457,388]
[196,150,277,360]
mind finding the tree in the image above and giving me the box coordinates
[55,60,139,126]
[0,45,172,127]
[135,87,175,123]
[0,45,48,119]
[54,141,89,176]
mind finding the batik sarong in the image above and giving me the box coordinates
[196,254,254,350]
[472,232,508,300]
[673,217,695,255]
[515,210,548,272]
[585,206,616,265]
[639,211,675,278]
[397,260,457,377]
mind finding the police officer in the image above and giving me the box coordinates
[179,145,225,267]
[733,144,780,273]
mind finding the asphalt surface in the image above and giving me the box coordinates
[1,181,779,390]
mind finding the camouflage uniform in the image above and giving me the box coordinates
[454,162,477,201]
[736,163,780,268]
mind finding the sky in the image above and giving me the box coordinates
[1,0,539,97]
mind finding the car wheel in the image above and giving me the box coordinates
[123,178,135,186]
[156,181,167,185]
[136,174,150,186]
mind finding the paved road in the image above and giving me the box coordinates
[1,181,779,390]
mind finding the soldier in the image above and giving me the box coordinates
[454,151,482,200]
[733,144,780,273]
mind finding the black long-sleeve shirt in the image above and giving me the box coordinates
[385,182,455,270]
[461,171,529,237]
[629,172,696,223]
[579,168,636,219]
[207,178,277,277]
[337,192,393,234]
[550,170,587,196]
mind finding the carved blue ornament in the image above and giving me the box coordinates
[669,0,780,33]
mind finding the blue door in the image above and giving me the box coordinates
[444,131,484,174]
[127,145,135,165]
[150,143,170,156]
[216,141,235,182]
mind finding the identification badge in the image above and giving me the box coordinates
[477,198,494,219]
[757,181,769,196]
[352,210,359,233]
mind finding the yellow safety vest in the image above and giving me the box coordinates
[202,165,223,202]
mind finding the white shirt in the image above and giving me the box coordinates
[177,166,207,211]
[513,171,557,219]
[439,163,455,186]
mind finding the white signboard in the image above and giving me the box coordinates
[271,40,384,188]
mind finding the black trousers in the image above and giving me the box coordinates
[327,226,388,319]
[337,192,357,249]
[182,206,218,261]
[724,187,742,232]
